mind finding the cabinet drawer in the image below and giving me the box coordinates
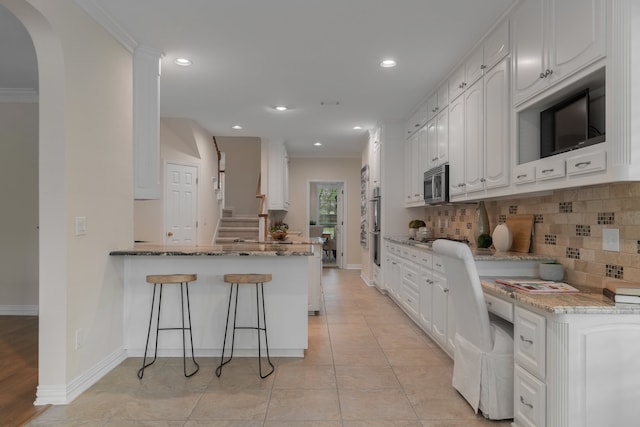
[514,364,546,427]
[418,250,433,269]
[513,164,536,184]
[535,158,565,181]
[566,150,606,176]
[514,307,546,379]
[485,293,513,322]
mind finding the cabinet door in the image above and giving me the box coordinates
[483,58,510,190]
[465,46,485,88]
[449,65,465,101]
[404,139,414,206]
[426,92,438,121]
[512,0,547,105]
[550,0,605,81]
[436,82,449,112]
[401,264,420,319]
[448,95,466,196]
[436,109,449,165]
[426,119,438,170]
[411,131,425,202]
[431,272,448,349]
[483,19,510,70]
[464,79,484,193]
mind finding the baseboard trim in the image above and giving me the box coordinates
[0,305,38,315]
[345,263,362,270]
[35,348,127,405]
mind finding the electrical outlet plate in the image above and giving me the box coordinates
[603,228,620,252]
[75,216,87,236]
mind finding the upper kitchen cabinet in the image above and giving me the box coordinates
[426,108,449,171]
[426,82,450,122]
[263,140,289,211]
[404,103,429,139]
[404,127,428,207]
[512,0,606,105]
[449,20,510,102]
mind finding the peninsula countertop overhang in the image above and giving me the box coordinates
[110,241,319,257]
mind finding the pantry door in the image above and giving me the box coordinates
[165,162,198,245]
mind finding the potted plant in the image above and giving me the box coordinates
[270,221,289,240]
[409,219,426,239]
[539,261,564,281]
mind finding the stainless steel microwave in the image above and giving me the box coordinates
[424,164,449,205]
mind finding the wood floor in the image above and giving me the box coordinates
[0,316,48,426]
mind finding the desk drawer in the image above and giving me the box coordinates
[485,293,513,322]
[514,364,546,427]
[515,306,546,379]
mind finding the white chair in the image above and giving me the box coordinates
[432,239,514,420]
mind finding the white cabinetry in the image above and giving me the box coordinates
[426,82,450,122]
[449,58,510,199]
[418,251,433,332]
[404,127,427,207]
[512,0,606,105]
[426,109,449,170]
[404,103,429,139]
[265,140,289,211]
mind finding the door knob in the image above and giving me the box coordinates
[167,231,174,237]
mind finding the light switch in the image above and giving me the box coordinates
[602,228,619,252]
[75,216,87,236]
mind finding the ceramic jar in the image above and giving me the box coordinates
[492,223,513,252]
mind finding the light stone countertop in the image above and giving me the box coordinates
[109,242,317,257]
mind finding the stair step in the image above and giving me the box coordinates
[215,237,259,244]
[220,219,260,227]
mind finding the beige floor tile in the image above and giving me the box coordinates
[266,389,341,421]
[339,388,417,421]
[335,365,401,390]
[273,364,336,389]
[189,388,270,420]
[343,421,423,427]
[331,347,391,367]
[411,396,480,421]
[185,421,263,427]
[384,347,451,367]
[264,421,342,427]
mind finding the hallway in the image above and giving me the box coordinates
[27,269,510,426]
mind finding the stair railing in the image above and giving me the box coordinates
[256,174,268,241]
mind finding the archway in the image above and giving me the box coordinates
[1,0,68,404]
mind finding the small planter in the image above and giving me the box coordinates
[539,262,564,281]
[271,230,288,241]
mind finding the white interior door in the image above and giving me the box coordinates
[165,162,198,245]
[334,184,344,268]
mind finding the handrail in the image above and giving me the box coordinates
[256,174,268,240]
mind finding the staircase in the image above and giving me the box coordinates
[215,210,260,243]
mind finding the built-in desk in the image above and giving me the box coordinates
[482,279,640,427]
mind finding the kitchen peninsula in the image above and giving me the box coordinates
[110,241,320,358]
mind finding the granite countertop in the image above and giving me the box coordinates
[385,236,556,262]
[481,278,640,315]
[110,242,315,257]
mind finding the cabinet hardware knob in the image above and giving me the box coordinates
[167,231,174,237]
[520,396,534,409]
[545,68,553,77]
[575,161,591,168]
[480,178,486,182]
[519,334,534,345]
[444,288,449,293]
[539,72,546,79]
[541,169,554,174]
[480,64,486,70]
[516,174,527,179]
[487,301,492,306]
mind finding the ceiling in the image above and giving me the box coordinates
[0,0,516,157]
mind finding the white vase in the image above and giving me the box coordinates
[492,223,513,252]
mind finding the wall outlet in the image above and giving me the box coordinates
[603,228,620,252]
[75,216,87,236]
[75,328,84,350]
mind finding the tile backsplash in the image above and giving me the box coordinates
[424,182,640,289]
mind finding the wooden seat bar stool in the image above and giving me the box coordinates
[137,274,200,379]
[216,273,275,379]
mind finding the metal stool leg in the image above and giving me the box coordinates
[256,281,274,378]
[138,283,163,379]
[181,281,200,377]
[216,283,238,377]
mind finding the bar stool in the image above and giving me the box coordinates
[216,273,275,379]
[137,274,200,379]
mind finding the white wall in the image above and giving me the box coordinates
[287,157,362,268]
[134,118,220,244]
[0,102,39,311]
[218,136,261,216]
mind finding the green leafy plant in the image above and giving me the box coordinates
[270,221,289,232]
[409,219,426,229]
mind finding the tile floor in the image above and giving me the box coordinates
[27,269,512,426]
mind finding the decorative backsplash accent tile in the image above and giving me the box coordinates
[450,215,456,223]
[534,214,544,224]
[637,241,640,254]
[545,234,557,245]
[576,224,591,237]
[606,264,624,279]
[455,228,461,236]
[460,208,467,216]
[566,247,580,259]
[498,214,506,224]
[466,222,473,229]
[509,205,518,214]
[598,212,615,224]
[559,202,573,213]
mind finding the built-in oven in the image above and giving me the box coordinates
[424,163,449,205]
[370,186,381,266]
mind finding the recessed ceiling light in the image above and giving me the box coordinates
[231,125,243,130]
[353,126,363,130]
[275,105,288,111]
[314,142,322,146]
[380,59,397,68]
[174,58,193,67]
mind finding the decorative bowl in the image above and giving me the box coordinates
[271,230,288,241]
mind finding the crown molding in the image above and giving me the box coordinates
[74,0,138,53]
[0,88,38,103]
